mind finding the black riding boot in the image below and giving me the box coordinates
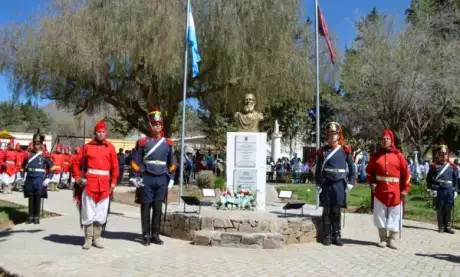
[437,201,445,233]
[26,194,34,224]
[151,200,164,245]
[33,194,41,224]
[141,203,151,246]
[322,207,332,246]
[331,207,343,246]
[444,203,455,234]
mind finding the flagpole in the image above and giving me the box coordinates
[178,0,191,206]
[314,0,321,209]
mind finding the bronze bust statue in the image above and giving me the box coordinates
[234,93,264,132]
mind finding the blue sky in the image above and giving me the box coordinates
[0,0,411,106]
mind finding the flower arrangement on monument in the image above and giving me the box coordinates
[214,188,258,211]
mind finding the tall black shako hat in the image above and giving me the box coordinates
[32,129,45,144]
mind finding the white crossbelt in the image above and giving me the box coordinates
[27,168,45,172]
[324,168,346,173]
[437,180,452,184]
[145,160,167,165]
[87,168,110,176]
[376,176,399,183]
[6,161,15,164]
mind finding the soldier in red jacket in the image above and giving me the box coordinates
[73,120,118,250]
[15,143,26,184]
[2,140,17,194]
[366,129,411,250]
[50,144,65,191]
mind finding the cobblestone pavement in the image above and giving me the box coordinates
[1,190,460,277]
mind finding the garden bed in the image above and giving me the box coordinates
[0,200,59,230]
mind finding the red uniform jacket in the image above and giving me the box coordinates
[366,149,411,207]
[3,150,18,176]
[0,150,4,174]
[73,139,119,205]
[63,154,72,173]
[16,150,26,174]
[51,152,64,174]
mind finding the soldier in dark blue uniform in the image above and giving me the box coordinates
[23,130,54,224]
[132,108,176,246]
[426,144,458,234]
[315,122,355,246]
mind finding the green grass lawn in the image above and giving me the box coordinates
[0,200,58,226]
[276,183,460,227]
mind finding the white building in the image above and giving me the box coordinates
[0,132,52,150]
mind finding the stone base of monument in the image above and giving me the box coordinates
[159,204,322,249]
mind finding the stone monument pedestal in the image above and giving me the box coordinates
[226,132,267,210]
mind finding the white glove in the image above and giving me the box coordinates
[316,185,322,194]
[371,183,377,191]
[168,179,174,190]
[345,184,353,193]
[455,191,458,199]
[130,177,144,188]
[431,190,437,198]
[43,178,51,187]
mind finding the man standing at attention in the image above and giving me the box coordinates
[73,120,119,250]
[427,144,458,234]
[366,129,411,250]
[131,108,176,246]
[315,122,355,246]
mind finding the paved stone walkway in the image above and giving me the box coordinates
[1,190,460,276]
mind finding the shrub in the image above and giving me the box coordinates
[196,170,216,189]
[214,176,226,191]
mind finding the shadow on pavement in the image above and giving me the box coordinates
[415,253,460,263]
[43,234,82,246]
[43,231,143,246]
[402,224,435,232]
[0,228,43,239]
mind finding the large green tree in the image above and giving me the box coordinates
[0,0,313,136]
[0,101,52,132]
[342,11,460,155]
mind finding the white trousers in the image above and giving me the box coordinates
[60,172,70,183]
[81,190,109,225]
[50,174,61,183]
[15,172,23,180]
[373,197,402,232]
[1,173,15,185]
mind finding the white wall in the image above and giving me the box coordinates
[0,132,52,150]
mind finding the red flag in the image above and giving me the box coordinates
[317,4,336,64]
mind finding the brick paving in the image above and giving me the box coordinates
[1,190,460,276]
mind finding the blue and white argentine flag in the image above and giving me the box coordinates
[187,2,201,77]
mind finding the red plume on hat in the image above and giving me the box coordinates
[94,120,107,132]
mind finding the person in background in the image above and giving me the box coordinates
[117,148,125,185]
[205,150,214,172]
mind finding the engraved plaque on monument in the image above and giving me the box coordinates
[233,169,258,191]
[234,134,257,168]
